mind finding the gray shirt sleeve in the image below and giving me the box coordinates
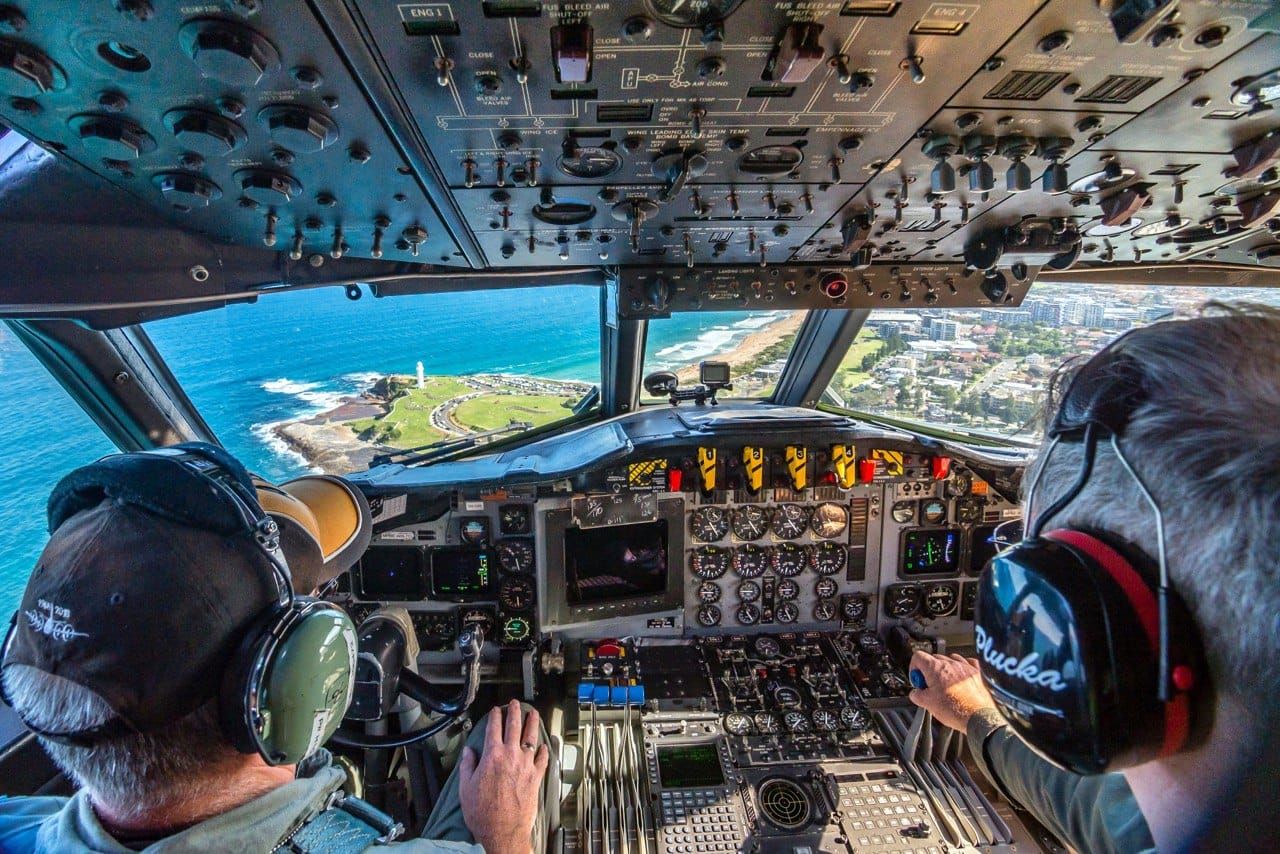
[965,708,1156,854]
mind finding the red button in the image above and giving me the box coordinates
[857,458,877,483]
[667,467,683,491]
[931,455,952,480]
[1172,664,1196,692]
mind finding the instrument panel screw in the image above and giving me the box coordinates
[981,56,1005,72]
[113,371,130,385]
[188,265,209,282]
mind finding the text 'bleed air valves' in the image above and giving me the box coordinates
[785,445,808,491]
[831,444,857,489]
[741,446,764,493]
[697,447,717,493]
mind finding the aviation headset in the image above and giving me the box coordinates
[0,443,358,766]
[975,338,1206,775]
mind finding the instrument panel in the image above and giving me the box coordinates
[340,410,1021,655]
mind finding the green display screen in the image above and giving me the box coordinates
[657,744,724,788]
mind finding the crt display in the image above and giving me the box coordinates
[657,744,725,788]
[430,547,498,599]
[358,547,427,600]
[969,524,1001,576]
[564,520,668,606]
[901,528,961,576]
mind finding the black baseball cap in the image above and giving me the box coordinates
[1,443,371,742]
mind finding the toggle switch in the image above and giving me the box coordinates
[551,23,593,84]
[772,22,825,84]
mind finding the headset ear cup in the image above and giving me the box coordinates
[238,602,357,765]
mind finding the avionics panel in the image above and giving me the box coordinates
[899,528,962,577]
[542,497,685,628]
[356,546,428,601]
[429,546,499,601]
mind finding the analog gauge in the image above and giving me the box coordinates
[498,577,535,611]
[723,712,754,736]
[691,546,730,579]
[731,505,769,540]
[459,608,495,635]
[855,630,883,655]
[645,0,744,27]
[775,601,799,624]
[891,500,916,524]
[773,685,802,706]
[501,616,531,644]
[771,504,810,539]
[812,709,840,732]
[696,604,722,627]
[772,542,809,577]
[814,577,838,599]
[776,578,799,600]
[737,580,761,603]
[690,506,731,542]
[813,599,836,621]
[753,712,780,734]
[736,603,761,625]
[944,470,973,499]
[783,711,813,733]
[884,584,923,619]
[812,541,846,576]
[923,582,959,617]
[497,538,535,574]
[842,595,869,623]
[460,517,489,545]
[499,504,531,534]
[410,611,457,646]
[840,706,871,731]
[697,581,722,603]
[955,497,982,524]
[810,502,849,538]
[733,544,768,578]
[754,635,781,658]
[921,498,948,526]
[881,670,908,692]
[557,145,623,179]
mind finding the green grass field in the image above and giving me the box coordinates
[453,393,576,432]
[829,332,884,394]
[348,377,470,447]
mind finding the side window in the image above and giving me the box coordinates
[0,328,115,618]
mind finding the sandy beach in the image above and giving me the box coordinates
[673,312,805,384]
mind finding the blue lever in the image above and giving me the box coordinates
[909,668,928,690]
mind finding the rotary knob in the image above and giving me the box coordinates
[257,104,338,153]
[164,109,246,157]
[67,114,156,159]
[179,18,280,86]
[235,169,302,205]
[0,37,66,96]
[153,172,222,208]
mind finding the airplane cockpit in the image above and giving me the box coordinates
[0,1,1278,851]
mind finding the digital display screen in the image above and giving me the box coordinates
[901,528,961,576]
[564,520,668,606]
[430,547,498,600]
[657,744,725,788]
[969,524,1001,576]
[358,547,427,600]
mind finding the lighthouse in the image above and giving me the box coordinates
[416,361,425,389]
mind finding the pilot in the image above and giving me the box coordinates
[0,444,554,853]
[908,303,1280,852]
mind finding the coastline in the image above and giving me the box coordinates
[273,312,803,473]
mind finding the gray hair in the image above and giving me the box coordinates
[2,664,240,819]
[1025,302,1280,713]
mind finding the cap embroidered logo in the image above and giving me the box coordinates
[23,600,89,643]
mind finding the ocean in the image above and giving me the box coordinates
[0,285,788,617]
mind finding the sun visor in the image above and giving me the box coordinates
[255,475,372,593]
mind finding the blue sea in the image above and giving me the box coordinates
[0,285,787,616]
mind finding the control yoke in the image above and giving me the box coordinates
[329,616,484,750]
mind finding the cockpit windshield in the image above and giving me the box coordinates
[825,284,1280,439]
[145,285,602,477]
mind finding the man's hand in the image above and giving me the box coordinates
[908,650,998,734]
[459,700,549,854]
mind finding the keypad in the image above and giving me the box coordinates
[658,788,742,854]
[836,780,940,853]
